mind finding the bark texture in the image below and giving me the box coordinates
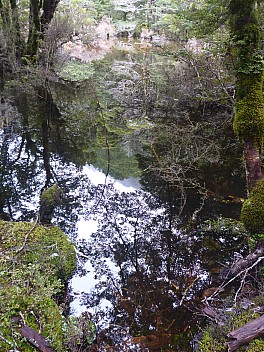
[227,314,264,351]
[20,325,55,352]
[244,140,263,192]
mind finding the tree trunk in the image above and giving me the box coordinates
[41,0,60,28]
[244,140,263,192]
[26,0,59,61]
[9,0,24,59]
[20,324,55,352]
[230,0,264,191]
[26,0,41,60]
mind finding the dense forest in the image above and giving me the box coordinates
[0,0,264,351]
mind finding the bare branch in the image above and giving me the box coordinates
[205,256,264,301]
[229,247,264,277]
[15,216,39,255]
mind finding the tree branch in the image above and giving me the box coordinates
[229,247,264,277]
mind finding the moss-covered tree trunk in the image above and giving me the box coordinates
[25,0,59,61]
[26,0,42,61]
[9,0,23,59]
[0,0,24,62]
[41,0,60,28]
[230,0,264,192]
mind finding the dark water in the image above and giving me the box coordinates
[0,42,247,350]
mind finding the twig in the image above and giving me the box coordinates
[74,247,90,260]
[179,276,200,306]
[15,216,39,255]
[0,333,14,346]
[206,256,264,301]
[234,270,247,306]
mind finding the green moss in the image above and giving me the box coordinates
[230,0,264,146]
[241,179,264,233]
[0,280,64,351]
[0,220,76,281]
[198,309,262,352]
[247,339,264,351]
[233,74,264,144]
[247,178,264,198]
[248,233,264,249]
[40,184,62,224]
[0,220,77,351]
[40,184,61,206]
[198,327,226,352]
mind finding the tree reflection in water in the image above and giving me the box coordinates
[78,185,246,351]
[0,43,249,350]
[0,110,245,350]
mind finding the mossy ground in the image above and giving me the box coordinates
[0,220,76,351]
[198,309,264,352]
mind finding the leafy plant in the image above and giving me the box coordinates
[59,61,95,82]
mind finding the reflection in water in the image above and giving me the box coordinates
[71,165,140,316]
[76,184,245,351]
[0,41,248,350]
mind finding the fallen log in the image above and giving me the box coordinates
[227,314,264,351]
[19,325,55,352]
[131,332,172,350]
[229,247,264,277]
[12,317,55,352]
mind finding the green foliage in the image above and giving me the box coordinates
[171,330,198,350]
[63,314,97,350]
[0,220,76,351]
[182,0,230,37]
[246,339,264,352]
[198,309,262,352]
[241,179,264,234]
[198,327,226,352]
[59,61,95,82]
[201,217,246,235]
